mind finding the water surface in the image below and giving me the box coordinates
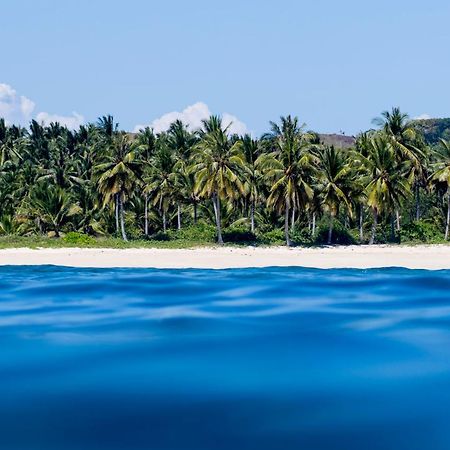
[1,266,450,449]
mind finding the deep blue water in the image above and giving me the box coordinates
[1,266,450,449]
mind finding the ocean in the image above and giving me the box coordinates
[1,265,450,449]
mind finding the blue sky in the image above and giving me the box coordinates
[1,0,449,135]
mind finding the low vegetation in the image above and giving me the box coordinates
[1,108,450,249]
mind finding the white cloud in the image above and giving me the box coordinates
[35,111,85,130]
[0,82,86,130]
[414,113,431,120]
[1,85,248,135]
[222,112,248,135]
[0,83,35,125]
[134,101,248,135]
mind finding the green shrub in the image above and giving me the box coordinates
[148,231,171,241]
[314,221,356,245]
[63,232,96,246]
[168,223,216,242]
[400,220,443,243]
[290,227,314,245]
[223,226,256,243]
[258,228,285,245]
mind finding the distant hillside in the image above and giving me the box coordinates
[412,118,450,145]
[319,118,450,149]
[319,133,356,148]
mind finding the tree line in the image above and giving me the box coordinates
[1,107,450,246]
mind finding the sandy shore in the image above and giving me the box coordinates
[0,245,448,269]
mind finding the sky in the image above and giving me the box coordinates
[1,0,449,136]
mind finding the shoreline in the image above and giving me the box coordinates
[0,245,449,269]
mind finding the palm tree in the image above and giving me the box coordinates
[95,134,141,240]
[145,137,177,233]
[241,135,261,233]
[374,107,426,221]
[315,146,354,244]
[191,116,246,244]
[168,120,197,229]
[21,182,80,237]
[257,116,315,246]
[0,119,23,169]
[429,139,450,239]
[38,125,82,189]
[168,119,197,160]
[136,127,157,235]
[360,135,411,244]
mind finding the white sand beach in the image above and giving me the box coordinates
[0,245,448,269]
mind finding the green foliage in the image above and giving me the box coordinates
[148,231,171,241]
[168,223,216,242]
[63,232,96,246]
[222,226,256,243]
[400,220,444,243]
[413,118,450,146]
[258,228,285,245]
[1,108,450,248]
[314,221,356,245]
[290,227,314,245]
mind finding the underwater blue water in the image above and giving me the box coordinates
[1,266,450,449]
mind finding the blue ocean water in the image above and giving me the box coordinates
[1,266,450,449]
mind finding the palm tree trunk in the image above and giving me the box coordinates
[144,194,148,236]
[177,203,181,230]
[390,214,395,242]
[328,213,334,245]
[446,192,450,240]
[115,193,119,234]
[396,209,400,231]
[359,204,364,243]
[284,199,292,247]
[415,183,420,221]
[193,202,198,225]
[291,207,296,232]
[162,210,167,233]
[37,217,44,235]
[212,193,223,244]
[369,208,378,245]
[119,195,127,241]
[312,212,316,236]
[250,200,255,233]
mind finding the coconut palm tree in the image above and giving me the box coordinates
[136,127,158,235]
[360,135,411,244]
[191,116,246,244]
[0,119,24,169]
[241,135,262,233]
[21,182,80,237]
[95,134,141,240]
[374,107,426,221]
[168,119,197,161]
[257,116,315,246]
[429,139,450,239]
[145,137,177,233]
[168,120,198,229]
[315,146,355,244]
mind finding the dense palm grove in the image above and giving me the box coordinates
[1,108,450,246]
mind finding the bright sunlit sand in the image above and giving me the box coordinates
[0,245,449,269]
